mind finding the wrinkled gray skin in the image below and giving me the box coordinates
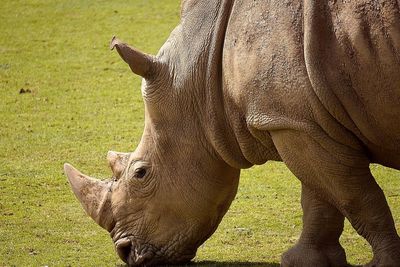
[64,0,400,266]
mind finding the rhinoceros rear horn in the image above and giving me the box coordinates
[64,163,115,231]
[110,36,156,78]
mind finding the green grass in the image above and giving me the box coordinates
[0,1,399,266]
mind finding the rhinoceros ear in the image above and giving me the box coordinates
[110,36,157,79]
[64,163,115,232]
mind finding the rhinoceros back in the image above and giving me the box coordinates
[303,0,400,166]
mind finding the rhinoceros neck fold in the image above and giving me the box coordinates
[200,1,254,169]
[178,0,254,169]
[176,0,279,168]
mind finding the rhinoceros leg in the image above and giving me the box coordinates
[281,184,348,267]
[271,129,400,267]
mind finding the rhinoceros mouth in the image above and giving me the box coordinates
[114,235,195,266]
[114,236,158,266]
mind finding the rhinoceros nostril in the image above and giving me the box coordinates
[115,237,132,263]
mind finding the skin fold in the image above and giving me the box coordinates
[64,0,400,266]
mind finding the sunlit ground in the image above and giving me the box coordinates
[1,1,399,266]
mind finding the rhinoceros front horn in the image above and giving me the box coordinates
[64,163,115,232]
[110,36,156,78]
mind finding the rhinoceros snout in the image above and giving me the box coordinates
[115,237,132,264]
[115,237,155,266]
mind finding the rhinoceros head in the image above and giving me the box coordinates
[64,35,240,266]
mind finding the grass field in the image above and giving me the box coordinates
[1,1,399,266]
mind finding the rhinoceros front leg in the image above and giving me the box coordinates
[281,184,348,267]
[271,129,400,267]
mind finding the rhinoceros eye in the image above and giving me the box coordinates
[133,167,147,179]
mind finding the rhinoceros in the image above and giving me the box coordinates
[64,0,400,266]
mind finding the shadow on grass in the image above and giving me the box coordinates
[118,261,280,267]
[117,261,365,267]
[186,261,280,267]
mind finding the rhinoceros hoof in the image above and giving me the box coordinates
[364,241,400,267]
[281,243,348,267]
